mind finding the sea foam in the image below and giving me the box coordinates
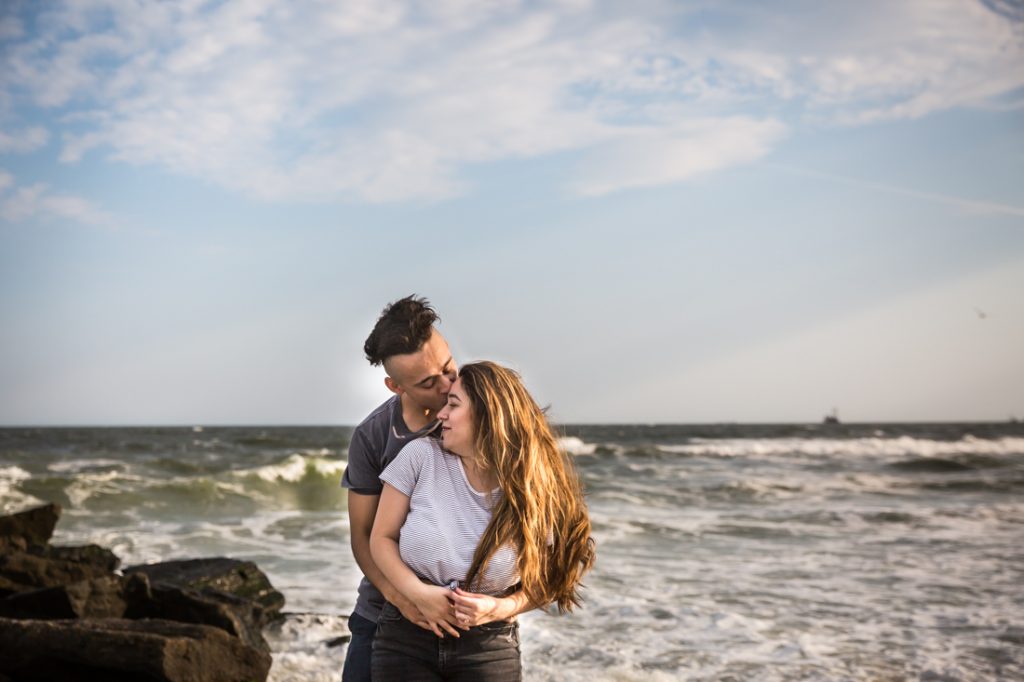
[657,435,1024,458]
[240,453,347,483]
[558,436,597,455]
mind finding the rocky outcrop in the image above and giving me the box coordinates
[0,617,271,682]
[0,575,126,620]
[0,550,115,595]
[28,543,120,572]
[0,505,60,553]
[0,503,281,681]
[123,571,270,652]
[124,557,285,626]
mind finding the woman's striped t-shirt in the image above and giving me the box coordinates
[379,437,519,595]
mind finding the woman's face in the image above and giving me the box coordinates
[437,378,476,458]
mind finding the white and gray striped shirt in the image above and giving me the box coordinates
[380,437,520,595]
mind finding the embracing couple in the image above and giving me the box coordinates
[340,295,596,681]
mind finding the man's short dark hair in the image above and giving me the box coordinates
[363,295,439,366]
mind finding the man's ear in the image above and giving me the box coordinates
[384,376,403,396]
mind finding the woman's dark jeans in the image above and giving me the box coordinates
[372,601,522,681]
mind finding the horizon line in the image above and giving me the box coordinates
[1,418,1021,429]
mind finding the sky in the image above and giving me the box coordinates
[1,0,1023,426]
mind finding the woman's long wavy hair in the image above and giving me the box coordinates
[458,361,595,613]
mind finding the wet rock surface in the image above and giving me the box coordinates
[0,617,272,682]
[0,503,281,681]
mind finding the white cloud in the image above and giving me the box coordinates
[571,117,786,196]
[0,179,115,228]
[0,126,49,154]
[702,0,1024,124]
[0,169,12,192]
[0,183,46,222]
[58,131,105,163]
[1,0,1021,202]
[0,14,23,41]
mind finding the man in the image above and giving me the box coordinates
[340,295,457,681]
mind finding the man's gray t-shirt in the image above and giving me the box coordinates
[341,395,439,622]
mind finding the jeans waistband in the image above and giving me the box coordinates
[419,577,521,599]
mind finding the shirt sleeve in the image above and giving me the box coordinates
[341,428,384,495]
[379,439,427,497]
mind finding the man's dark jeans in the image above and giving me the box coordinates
[372,601,521,681]
[342,611,377,682]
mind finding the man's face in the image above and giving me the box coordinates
[384,330,457,413]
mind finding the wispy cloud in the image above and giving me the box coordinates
[0,13,22,41]
[571,117,787,196]
[1,0,1021,202]
[0,173,116,228]
[0,126,48,154]
[771,163,1024,219]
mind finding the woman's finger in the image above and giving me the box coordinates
[442,605,460,625]
[456,613,471,630]
[450,589,479,603]
[439,620,461,638]
[457,607,479,622]
[453,594,495,620]
[450,594,481,613]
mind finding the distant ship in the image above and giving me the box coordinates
[823,408,840,425]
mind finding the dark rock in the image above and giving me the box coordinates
[123,572,269,653]
[0,616,271,681]
[0,576,126,620]
[0,583,80,620]
[326,634,351,647]
[124,557,285,624]
[27,543,120,572]
[0,505,280,678]
[123,570,152,602]
[0,551,114,594]
[0,504,61,552]
[0,576,24,599]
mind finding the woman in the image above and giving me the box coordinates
[369,361,595,681]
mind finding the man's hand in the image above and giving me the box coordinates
[391,592,432,631]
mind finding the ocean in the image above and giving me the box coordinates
[1,422,1022,681]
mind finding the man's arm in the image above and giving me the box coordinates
[347,490,430,629]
